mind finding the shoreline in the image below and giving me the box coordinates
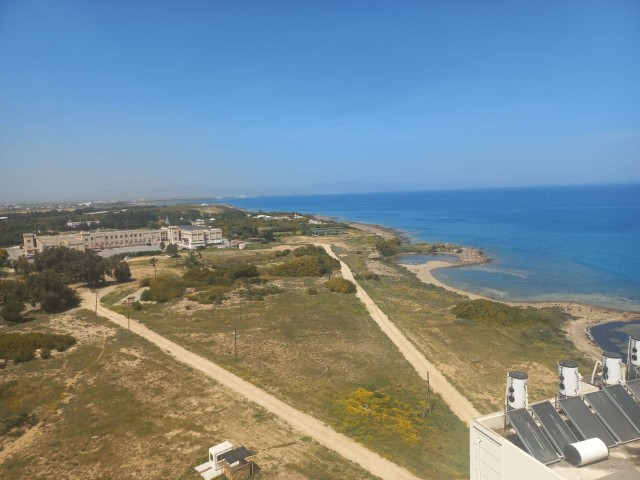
[348,221,639,361]
[403,260,639,360]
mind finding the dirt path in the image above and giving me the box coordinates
[79,288,421,480]
[320,245,481,423]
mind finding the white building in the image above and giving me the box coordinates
[178,226,223,249]
[23,225,223,254]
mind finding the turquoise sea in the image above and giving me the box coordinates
[220,184,640,313]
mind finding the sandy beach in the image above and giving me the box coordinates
[403,260,639,360]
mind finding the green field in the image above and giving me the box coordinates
[106,244,470,478]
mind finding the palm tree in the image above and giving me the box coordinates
[150,257,157,277]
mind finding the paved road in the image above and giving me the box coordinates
[80,287,421,480]
[320,244,481,424]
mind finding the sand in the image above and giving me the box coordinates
[403,261,638,360]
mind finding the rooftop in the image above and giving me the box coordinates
[474,379,640,480]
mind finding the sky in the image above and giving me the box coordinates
[1,0,639,203]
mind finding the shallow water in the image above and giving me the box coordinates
[589,320,640,361]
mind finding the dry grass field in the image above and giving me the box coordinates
[0,309,378,480]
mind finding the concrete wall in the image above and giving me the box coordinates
[470,415,564,480]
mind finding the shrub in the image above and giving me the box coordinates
[1,300,25,323]
[356,271,380,281]
[140,290,152,301]
[131,301,143,311]
[325,278,356,294]
[240,285,284,301]
[40,348,51,359]
[451,299,569,328]
[13,346,35,364]
[375,238,401,257]
[270,248,340,277]
[307,287,318,295]
[340,388,423,446]
[0,332,76,363]
[189,286,230,305]
[139,277,152,287]
[143,275,185,302]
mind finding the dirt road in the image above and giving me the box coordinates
[320,245,481,423]
[80,288,421,480]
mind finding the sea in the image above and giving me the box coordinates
[210,184,640,351]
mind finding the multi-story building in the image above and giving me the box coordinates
[177,226,223,248]
[23,225,223,254]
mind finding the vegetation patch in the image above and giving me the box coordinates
[0,332,76,364]
[269,246,339,277]
[339,388,425,445]
[375,238,401,257]
[325,278,356,294]
[452,299,570,328]
[140,275,185,302]
[239,285,284,301]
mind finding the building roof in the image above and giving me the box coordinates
[179,225,213,231]
[218,446,254,465]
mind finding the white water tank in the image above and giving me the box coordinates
[629,336,640,367]
[563,438,608,467]
[602,351,623,385]
[506,371,528,409]
[558,360,580,397]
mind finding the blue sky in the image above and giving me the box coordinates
[1,1,639,202]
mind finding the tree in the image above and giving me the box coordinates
[166,244,179,257]
[13,257,31,277]
[81,251,106,287]
[263,229,275,242]
[1,300,25,322]
[184,251,201,269]
[159,241,166,251]
[24,270,79,312]
[150,257,157,277]
[113,261,132,283]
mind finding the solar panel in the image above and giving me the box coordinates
[530,401,580,455]
[584,391,640,444]
[604,385,640,431]
[627,379,640,402]
[559,396,617,448]
[506,408,559,465]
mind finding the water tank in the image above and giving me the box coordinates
[558,360,580,397]
[506,371,528,409]
[563,438,608,467]
[602,351,623,385]
[629,336,640,367]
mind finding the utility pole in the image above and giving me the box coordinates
[424,372,432,418]
[95,291,98,322]
[234,325,238,361]
[127,299,131,334]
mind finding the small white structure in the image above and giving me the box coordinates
[195,441,233,480]
[563,438,608,467]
